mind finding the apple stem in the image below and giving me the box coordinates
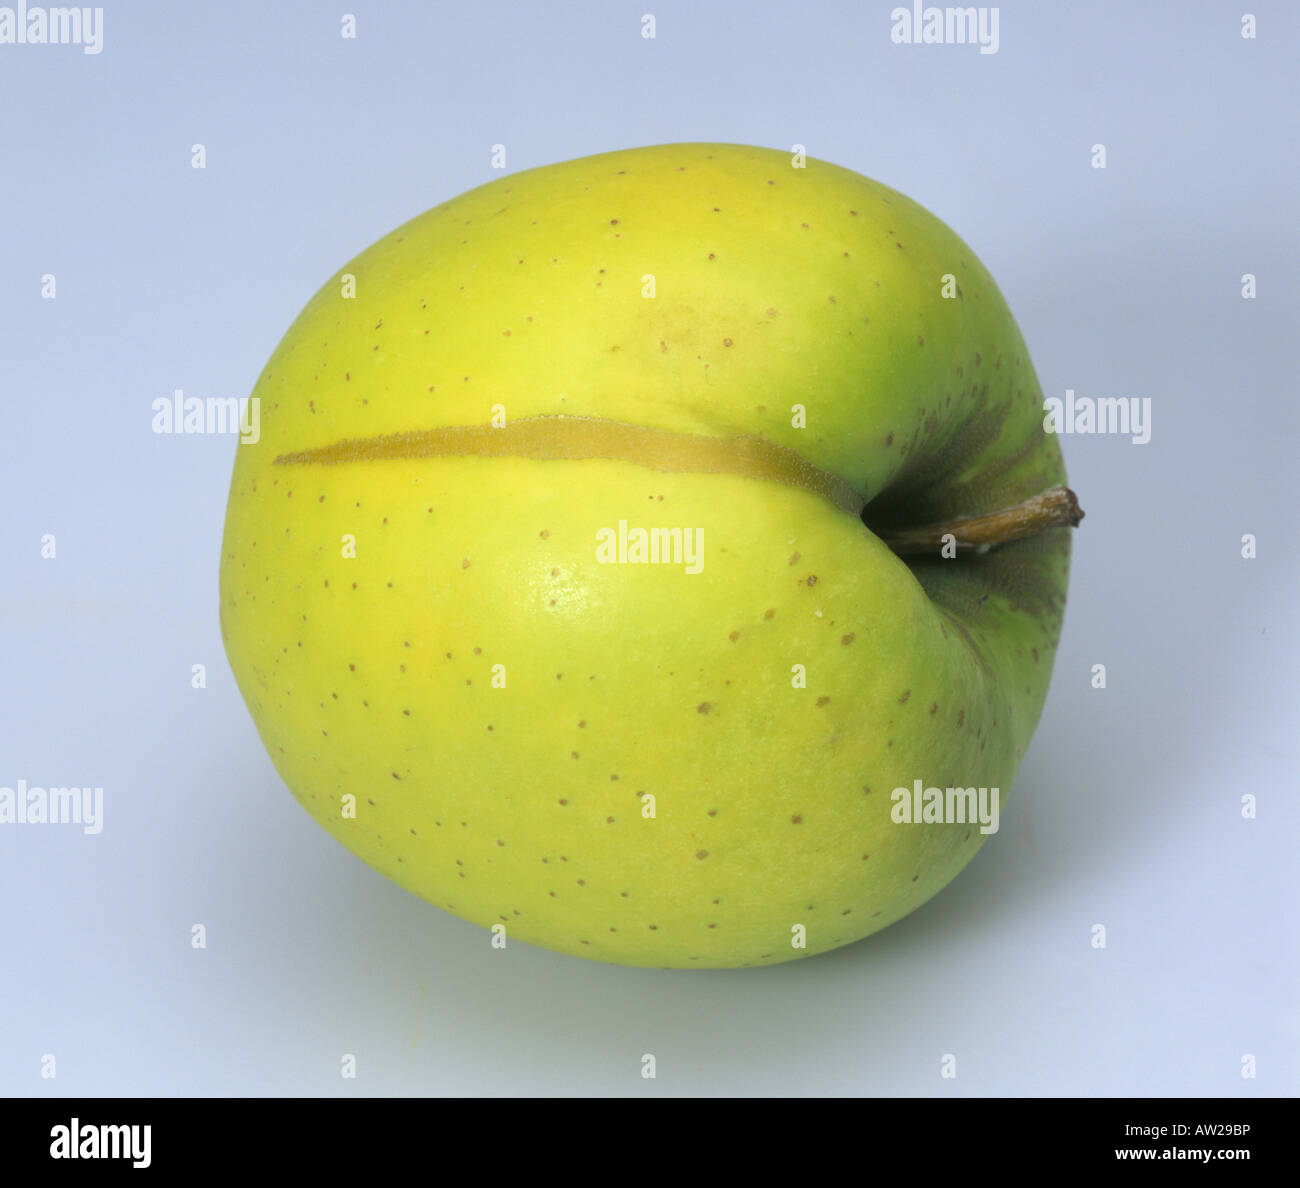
[878,485,1084,556]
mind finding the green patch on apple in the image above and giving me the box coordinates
[219,143,1081,968]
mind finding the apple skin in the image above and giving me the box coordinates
[219,143,1071,968]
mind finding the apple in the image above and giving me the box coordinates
[219,143,1080,968]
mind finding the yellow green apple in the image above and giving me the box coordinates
[219,143,1079,968]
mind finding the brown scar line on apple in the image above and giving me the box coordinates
[270,414,866,516]
[273,415,1083,558]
